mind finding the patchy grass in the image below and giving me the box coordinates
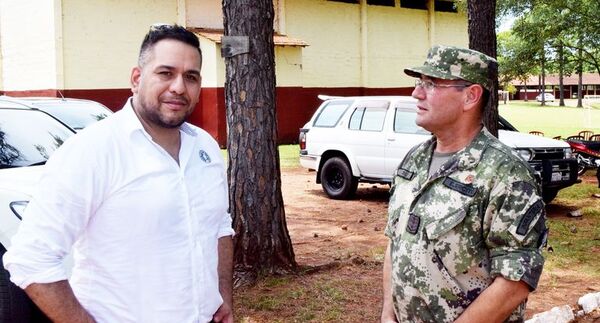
[499,101,600,138]
[235,264,382,322]
[278,145,300,168]
[544,176,600,277]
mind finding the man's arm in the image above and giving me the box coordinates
[212,235,234,323]
[25,280,95,323]
[381,242,398,323]
[454,276,530,323]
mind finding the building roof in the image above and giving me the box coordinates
[191,28,309,47]
[512,73,600,86]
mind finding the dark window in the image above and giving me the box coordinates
[400,0,427,10]
[0,109,74,168]
[435,0,457,12]
[328,0,359,3]
[367,0,395,6]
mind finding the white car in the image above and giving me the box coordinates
[0,96,112,131]
[299,95,578,203]
[536,93,555,102]
[0,103,77,320]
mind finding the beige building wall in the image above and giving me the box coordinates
[285,0,362,88]
[0,0,61,91]
[198,37,222,88]
[284,0,467,89]
[61,0,178,90]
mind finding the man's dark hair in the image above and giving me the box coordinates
[138,24,202,67]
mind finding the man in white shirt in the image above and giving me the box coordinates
[3,24,234,323]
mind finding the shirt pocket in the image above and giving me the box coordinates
[424,204,486,278]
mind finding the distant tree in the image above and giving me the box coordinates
[222,0,297,286]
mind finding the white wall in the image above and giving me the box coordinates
[61,0,178,89]
[0,0,61,90]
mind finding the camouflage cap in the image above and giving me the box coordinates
[404,45,497,91]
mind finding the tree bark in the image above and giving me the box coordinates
[558,42,565,106]
[467,0,498,137]
[222,0,296,287]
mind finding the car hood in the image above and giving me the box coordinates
[498,130,569,149]
[0,166,44,196]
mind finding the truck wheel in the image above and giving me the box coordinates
[320,157,358,199]
[575,154,587,176]
[542,189,558,204]
[0,245,50,323]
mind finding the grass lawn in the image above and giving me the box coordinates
[499,99,600,138]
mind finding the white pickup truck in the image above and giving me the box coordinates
[299,95,579,203]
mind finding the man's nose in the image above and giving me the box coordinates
[169,75,185,94]
[412,85,425,100]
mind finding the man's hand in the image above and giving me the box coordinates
[25,280,95,323]
[216,236,234,323]
[212,302,233,323]
[454,276,530,323]
[381,242,398,323]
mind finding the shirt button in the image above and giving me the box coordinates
[431,256,437,263]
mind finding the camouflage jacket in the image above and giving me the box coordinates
[385,128,546,323]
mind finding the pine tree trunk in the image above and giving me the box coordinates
[467,0,498,137]
[222,0,296,287]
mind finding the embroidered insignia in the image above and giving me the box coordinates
[443,177,477,197]
[397,168,415,180]
[464,174,474,184]
[199,150,211,163]
[406,213,421,234]
[517,200,543,235]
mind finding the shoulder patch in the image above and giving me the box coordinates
[442,177,477,197]
[517,200,544,235]
[397,168,415,180]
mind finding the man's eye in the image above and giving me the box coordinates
[158,71,172,76]
[185,74,199,82]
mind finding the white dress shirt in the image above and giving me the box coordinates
[3,99,234,323]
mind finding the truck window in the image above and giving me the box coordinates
[393,108,430,135]
[313,100,352,127]
[349,107,386,131]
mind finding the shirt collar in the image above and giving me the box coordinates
[119,97,198,138]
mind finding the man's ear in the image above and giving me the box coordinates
[463,84,484,112]
[131,66,142,94]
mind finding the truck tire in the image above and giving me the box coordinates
[0,245,50,323]
[542,189,558,204]
[320,157,358,199]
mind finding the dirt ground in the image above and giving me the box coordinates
[235,167,600,322]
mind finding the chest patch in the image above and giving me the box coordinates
[443,177,477,197]
[406,212,421,234]
[397,168,415,180]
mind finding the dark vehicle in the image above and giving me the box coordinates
[0,96,112,131]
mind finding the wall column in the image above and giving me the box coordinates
[360,0,368,88]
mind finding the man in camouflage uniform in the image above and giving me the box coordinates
[381,45,547,323]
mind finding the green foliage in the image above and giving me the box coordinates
[498,0,600,78]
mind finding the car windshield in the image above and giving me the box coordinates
[0,109,74,168]
[30,101,111,130]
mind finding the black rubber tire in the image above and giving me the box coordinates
[542,189,559,204]
[0,245,51,323]
[320,157,358,199]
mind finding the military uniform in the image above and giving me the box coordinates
[385,128,546,323]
